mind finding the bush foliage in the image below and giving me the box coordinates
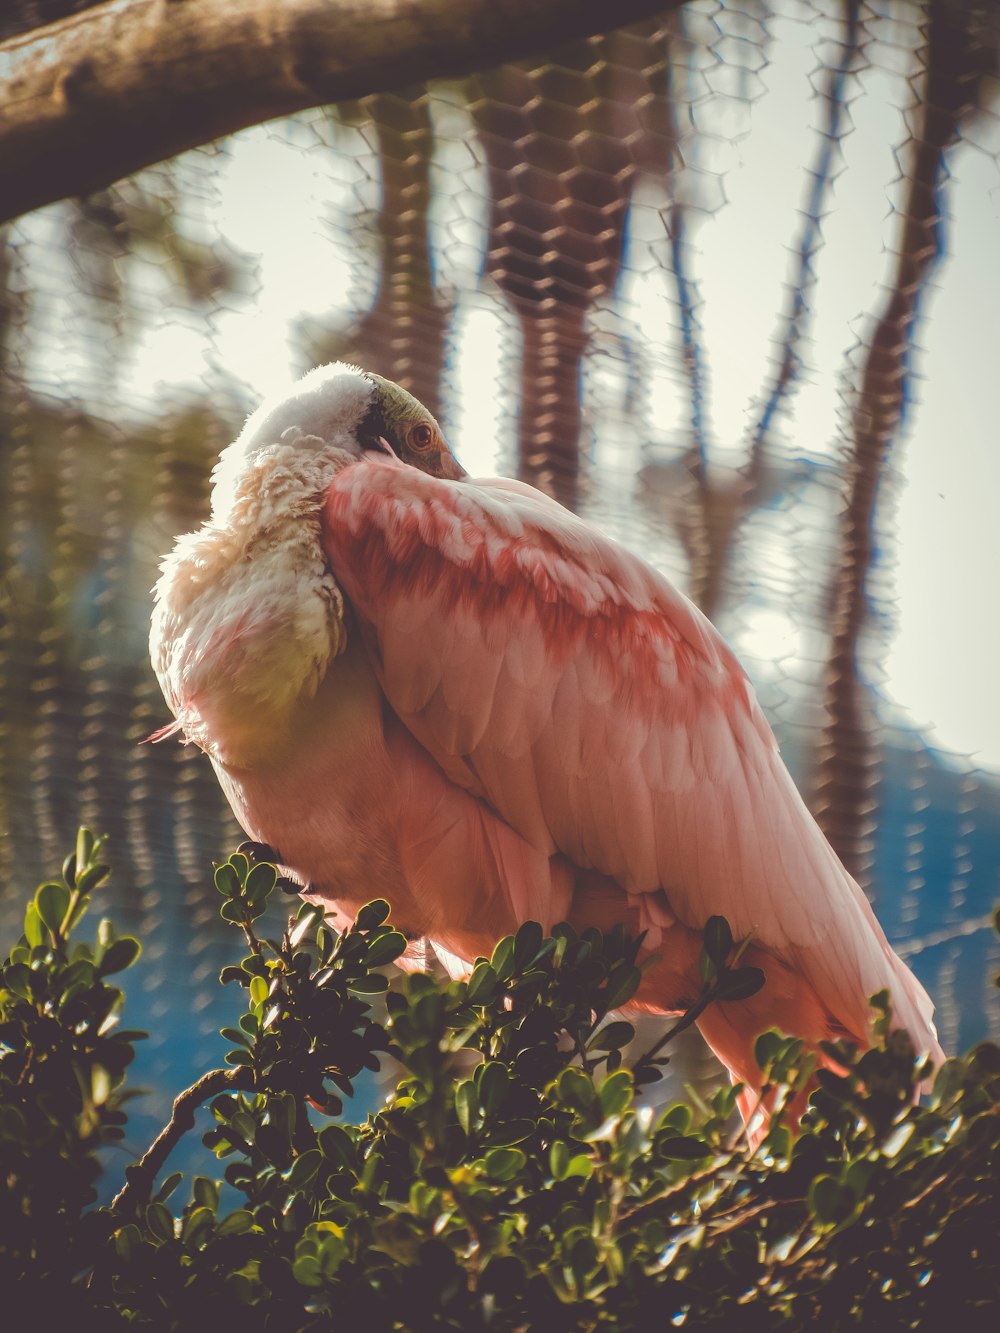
[1,832,998,1328]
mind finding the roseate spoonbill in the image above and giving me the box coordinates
[150,363,943,1118]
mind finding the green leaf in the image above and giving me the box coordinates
[348,973,388,995]
[766,1124,792,1159]
[227,1272,257,1305]
[568,1232,598,1287]
[703,915,733,967]
[365,930,408,968]
[221,1027,253,1049]
[181,1205,215,1246]
[214,863,241,897]
[484,1147,526,1181]
[477,1061,510,1114]
[590,1020,636,1052]
[35,881,70,936]
[249,975,268,1007]
[74,862,110,897]
[754,1029,786,1073]
[64,889,94,932]
[217,1209,254,1237]
[557,1066,599,1114]
[76,826,96,873]
[603,963,641,1011]
[192,1177,220,1212]
[153,1171,183,1204]
[512,920,543,969]
[562,1153,593,1180]
[244,861,277,904]
[354,899,391,931]
[228,853,250,885]
[490,934,516,981]
[845,1158,876,1197]
[23,902,43,948]
[715,966,765,1002]
[287,1150,321,1189]
[550,1140,570,1179]
[290,906,322,949]
[599,1070,633,1119]
[99,936,142,975]
[318,1124,355,1169]
[3,962,32,1000]
[456,1079,479,1135]
[484,1118,536,1147]
[551,1137,596,1182]
[114,1224,142,1262]
[659,1135,711,1161]
[808,1175,856,1226]
[465,961,498,1004]
[145,1201,175,1244]
[292,1255,323,1288]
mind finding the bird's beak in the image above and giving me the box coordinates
[439,450,467,481]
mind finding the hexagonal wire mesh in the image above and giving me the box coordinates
[1,0,998,1147]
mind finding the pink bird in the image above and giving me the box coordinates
[150,363,943,1123]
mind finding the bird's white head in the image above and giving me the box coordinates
[211,362,464,528]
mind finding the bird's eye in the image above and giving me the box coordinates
[407,423,434,451]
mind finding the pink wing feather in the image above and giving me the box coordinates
[322,457,940,1064]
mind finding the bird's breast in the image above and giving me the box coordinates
[214,636,410,908]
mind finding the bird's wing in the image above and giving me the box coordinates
[321,457,935,1047]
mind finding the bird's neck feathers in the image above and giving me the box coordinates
[152,440,354,766]
[211,362,374,527]
[211,430,350,535]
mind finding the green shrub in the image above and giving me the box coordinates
[1,832,997,1328]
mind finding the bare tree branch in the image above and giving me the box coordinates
[746,0,863,480]
[0,0,685,226]
[813,0,990,882]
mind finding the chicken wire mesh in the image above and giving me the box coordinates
[1,0,999,1144]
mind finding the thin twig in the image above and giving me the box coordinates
[619,1153,733,1228]
[746,0,863,481]
[111,1066,253,1216]
[637,992,715,1068]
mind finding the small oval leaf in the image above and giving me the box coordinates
[354,899,391,931]
[484,1146,526,1181]
[703,915,733,966]
[659,1135,711,1161]
[99,936,142,975]
[35,882,70,936]
[716,966,765,1002]
[214,863,241,897]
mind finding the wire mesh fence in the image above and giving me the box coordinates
[1,0,998,1140]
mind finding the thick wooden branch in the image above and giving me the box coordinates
[0,0,682,226]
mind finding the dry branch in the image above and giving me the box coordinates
[0,0,684,225]
[814,0,991,880]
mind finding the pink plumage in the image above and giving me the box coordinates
[150,363,943,1127]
